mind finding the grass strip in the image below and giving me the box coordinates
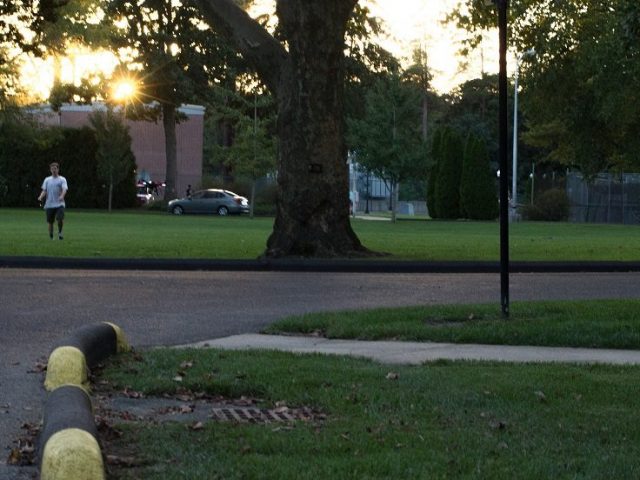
[264,300,640,349]
[101,349,640,479]
[3,208,640,261]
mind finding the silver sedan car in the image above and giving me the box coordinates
[167,189,249,216]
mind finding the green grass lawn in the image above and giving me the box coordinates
[99,301,640,479]
[101,348,640,479]
[2,207,640,261]
[264,299,640,349]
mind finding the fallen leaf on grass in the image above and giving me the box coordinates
[122,388,144,399]
[489,420,508,430]
[534,390,547,403]
[189,421,204,431]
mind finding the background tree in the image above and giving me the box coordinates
[343,4,400,124]
[221,94,277,217]
[426,128,443,218]
[105,0,240,200]
[193,0,372,257]
[403,47,433,142]
[89,108,136,212]
[433,127,463,219]
[348,72,426,223]
[449,0,640,177]
[460,134,498,220]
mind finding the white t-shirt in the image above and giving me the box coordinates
[41,175,68,209]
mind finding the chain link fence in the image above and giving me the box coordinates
[567,172,640,225]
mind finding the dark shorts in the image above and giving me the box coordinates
[45,207,65,224]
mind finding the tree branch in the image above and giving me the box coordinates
[193,0,287,94]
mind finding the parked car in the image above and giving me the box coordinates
[167,189,250,216]
[136,185,153,205]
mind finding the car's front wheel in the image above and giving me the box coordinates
[171,205,184,215]
[217,206,229,216]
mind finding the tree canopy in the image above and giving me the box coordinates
[449,0,640,176]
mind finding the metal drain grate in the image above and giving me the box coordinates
[211,407,310,423]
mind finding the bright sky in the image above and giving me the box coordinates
[19,0,495,100]
[250,0,497,93]
[369,0,497,92]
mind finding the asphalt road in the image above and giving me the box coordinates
[2,268,639,478]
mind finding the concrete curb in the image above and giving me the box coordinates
[2,255,640,273]
[39,323,129,480]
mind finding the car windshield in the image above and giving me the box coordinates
[223,190,239,197]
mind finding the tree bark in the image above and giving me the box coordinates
[196,0,375,257]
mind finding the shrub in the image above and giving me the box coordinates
[434,128,463,219]
[460,135,498,220]
[522,188,570,221]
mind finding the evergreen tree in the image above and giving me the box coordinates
[460,135,498,220]
[433,128,463,219]
[427,128,444,219]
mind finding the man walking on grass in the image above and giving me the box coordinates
[38,162,68,240]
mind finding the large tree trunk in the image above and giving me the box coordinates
[195,0,377,257]
[265,0,369,257]
[163,103,178,200]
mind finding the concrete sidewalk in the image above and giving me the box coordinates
[179,334,640,365]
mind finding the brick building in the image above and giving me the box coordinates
[32,103,204,197]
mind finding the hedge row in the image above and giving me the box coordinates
[0,120,136,209]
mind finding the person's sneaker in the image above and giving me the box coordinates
[58,233,63,240]
[49,233,54,240]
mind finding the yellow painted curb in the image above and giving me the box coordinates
[44,346,88,391]
[104,322,131,353]
[41,428,105,480]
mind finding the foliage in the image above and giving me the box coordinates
[460,135,498,220]
[343,4,400,123]
[448,0,640,176]
[348,73,427,221]
[432,127,463,219]
[426,129,442,218]
[0,118,54,206]
[103,0,241,199]
[440,74,500,164]
[89,108,137,211]
[0,118,136,208]
[204,83,277,185]
[521,188,570,222]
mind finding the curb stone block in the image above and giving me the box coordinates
[39,323,129,479]
[45,322,130,392]
[39,386,104,480]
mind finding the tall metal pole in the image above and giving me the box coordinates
[497,0,510,317]
[512,48,534,219]
[512,57,520,214]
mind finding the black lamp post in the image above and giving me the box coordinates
[495,0,510,317]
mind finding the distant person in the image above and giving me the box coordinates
[186,184,193,198]
[38,162,68,240]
